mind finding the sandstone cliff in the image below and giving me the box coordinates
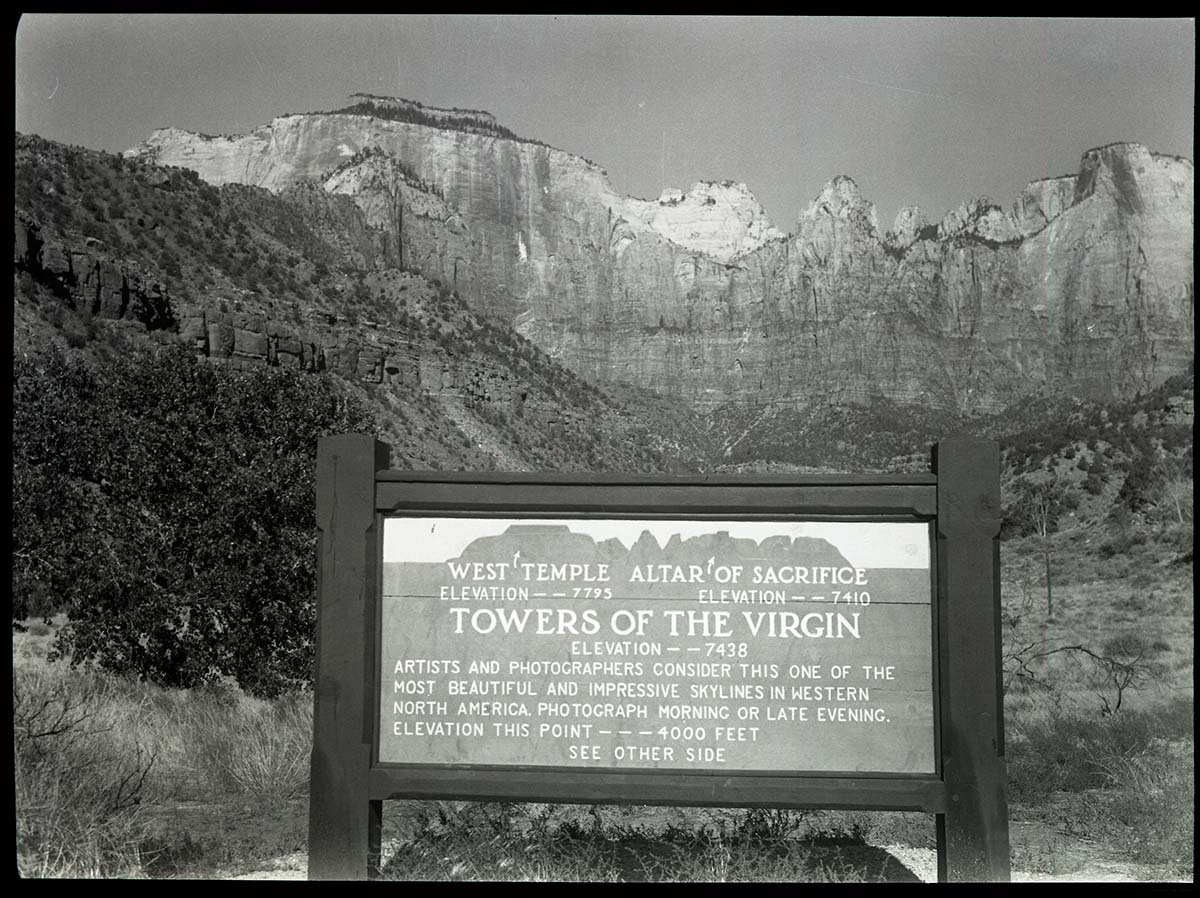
[128,99,1194,413]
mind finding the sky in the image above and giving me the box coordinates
[382,518,930,569]
[15,15,1195,230]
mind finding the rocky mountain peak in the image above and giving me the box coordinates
[794,176,882,272]
[627,180,784,261]
[1011,175,1078,237]
[887,205,928,250]
[938,197,1019,244]
[1075,142,1194,216]
[798,175,880,236]
[817,174,868,205]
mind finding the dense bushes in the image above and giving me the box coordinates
[12,343,378,697]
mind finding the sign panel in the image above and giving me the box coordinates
[378,517,934,774]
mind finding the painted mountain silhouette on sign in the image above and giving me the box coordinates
[422,524,854,599]
[455,524,851,568]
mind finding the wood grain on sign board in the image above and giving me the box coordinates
[376,481,937,517]
[368,766,946,812]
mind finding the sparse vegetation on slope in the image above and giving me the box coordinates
[331,96,537,144]
[14,132,684,475]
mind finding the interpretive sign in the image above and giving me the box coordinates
[308,434,1010,882]
[379,518,934,773]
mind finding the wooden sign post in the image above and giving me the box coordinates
[933,438,1010,881]
[308,434,1009,881]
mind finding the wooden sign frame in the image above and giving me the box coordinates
[308,434,1009,881]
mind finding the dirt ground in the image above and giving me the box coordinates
[158,798,1186,882]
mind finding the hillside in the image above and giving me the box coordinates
[14,132,701,474]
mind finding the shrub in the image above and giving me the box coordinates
[1008,697,1193,801]
[12,343,379,697]
[1097,746,1193,870]
[186,692,311,803]
[1097,529,1148,559]
[1101,632,1151,659]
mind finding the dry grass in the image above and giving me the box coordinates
[1000,534,1194,879]
[14,662,160,876]
[13,628,315,878]
[183,690,312,804]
